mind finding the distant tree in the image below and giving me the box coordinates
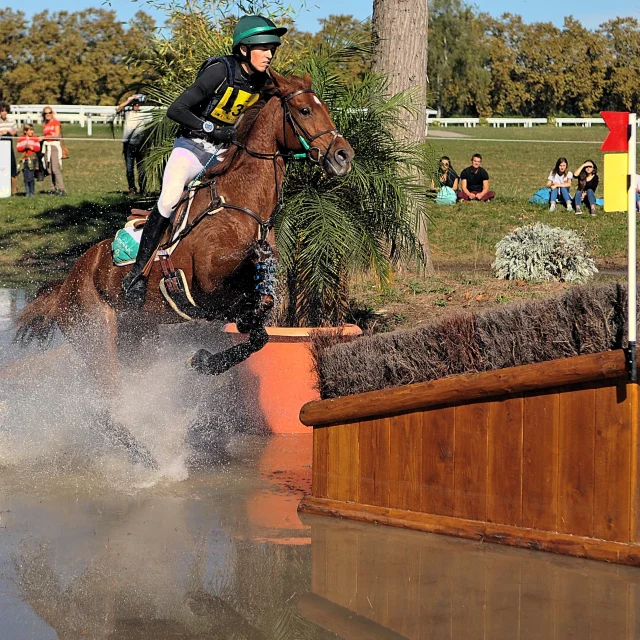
[598,18,640,111]
[428,0,490,116]
[0,9,155,105]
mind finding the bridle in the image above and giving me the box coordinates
[280,88,342,166]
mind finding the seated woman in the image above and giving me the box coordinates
[546,157,573,212]
[430,156,459,191]
[573,160,598,216]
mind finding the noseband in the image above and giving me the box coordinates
[281,89,342,166]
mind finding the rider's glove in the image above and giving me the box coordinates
[202,121,236,144]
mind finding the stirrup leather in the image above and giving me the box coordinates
[158,253,213,320]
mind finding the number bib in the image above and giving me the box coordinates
[211,86,260,124]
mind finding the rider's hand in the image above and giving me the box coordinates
[207,126,236,145]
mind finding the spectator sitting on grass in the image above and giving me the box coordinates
[16,124,40,198]
[457,153,495,202]
[573,160,598,216]
[547,157,572,212]
[430,155,459,191]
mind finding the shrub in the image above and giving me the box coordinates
[492,223,598,283]
[313,283,628,398]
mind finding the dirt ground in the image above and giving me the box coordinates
[349,268,620,332]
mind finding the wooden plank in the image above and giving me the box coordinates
[558,386,596,536]
[298,497,640,565]
[487,396,524,526]
[388,413,421,511]
[334,421,359,503]
[522,392,560,531]
[313,425,329,499]
[484,553,521,639]
[327,423,342,501]
[421,407,455,517]
[454,402,489,522]
[301,350,626,427]
[594,381,632,542]
[358,418,390,508]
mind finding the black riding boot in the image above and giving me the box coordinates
[122,206,170,306]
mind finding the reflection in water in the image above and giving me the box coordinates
[2,286,640,639]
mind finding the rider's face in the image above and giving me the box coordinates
[247,44,277,73]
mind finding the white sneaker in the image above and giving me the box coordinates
[566,202,573,211]
[549,203,556,212]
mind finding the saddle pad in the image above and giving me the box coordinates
[111,186,199,267]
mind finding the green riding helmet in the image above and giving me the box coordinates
[232,15,287,48]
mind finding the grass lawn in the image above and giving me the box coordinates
[0,124,144,287]
[426,125,631,269]
[0,123,630,329]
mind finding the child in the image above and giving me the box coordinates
[16,124,41,197]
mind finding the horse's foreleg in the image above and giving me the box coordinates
[188,326,268,376]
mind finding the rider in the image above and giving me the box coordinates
[122,15,287,305]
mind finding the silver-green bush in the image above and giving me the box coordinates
[492,223,598,282]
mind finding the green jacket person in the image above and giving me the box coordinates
[122,15,287,305]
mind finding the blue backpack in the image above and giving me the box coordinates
[435,186,457,205]
[529,187,551,205]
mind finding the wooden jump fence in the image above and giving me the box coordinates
[298,350,640,565]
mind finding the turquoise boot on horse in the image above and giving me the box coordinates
[121,206,170,306]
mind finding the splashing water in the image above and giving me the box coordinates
[0,289,250,491]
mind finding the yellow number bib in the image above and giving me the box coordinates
[211,86,260,124]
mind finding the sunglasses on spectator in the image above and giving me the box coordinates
[441,162,449,166]
[43,111,53,115]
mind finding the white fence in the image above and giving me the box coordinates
[9,104,156,136]
[554,117,606,127]
[426,116,612,128]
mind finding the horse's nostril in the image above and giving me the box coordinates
[335,149,350,165]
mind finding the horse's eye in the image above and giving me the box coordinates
[299,107,311,117]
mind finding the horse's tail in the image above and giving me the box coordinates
[14,281,63,348]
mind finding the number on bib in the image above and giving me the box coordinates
[211,87,260,124]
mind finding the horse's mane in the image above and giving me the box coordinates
[206,74,309,178]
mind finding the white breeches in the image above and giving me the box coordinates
[157,147,206,218]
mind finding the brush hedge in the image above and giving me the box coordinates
[313,283,628,399]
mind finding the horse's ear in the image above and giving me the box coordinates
[302,73,312,88]
[269,69,286,91]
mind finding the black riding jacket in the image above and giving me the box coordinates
[167,55,270,139]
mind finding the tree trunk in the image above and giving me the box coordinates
[372,0,432,270]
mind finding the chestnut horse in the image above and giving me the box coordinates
[15,71,354,466]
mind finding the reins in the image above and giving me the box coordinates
[162,86,341,252]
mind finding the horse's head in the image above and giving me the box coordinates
[270,71,354,177]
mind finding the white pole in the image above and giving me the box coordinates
[628,112,637,381]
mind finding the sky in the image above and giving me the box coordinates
[4,0,639,32]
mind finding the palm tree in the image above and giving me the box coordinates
[132,8,433,326]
